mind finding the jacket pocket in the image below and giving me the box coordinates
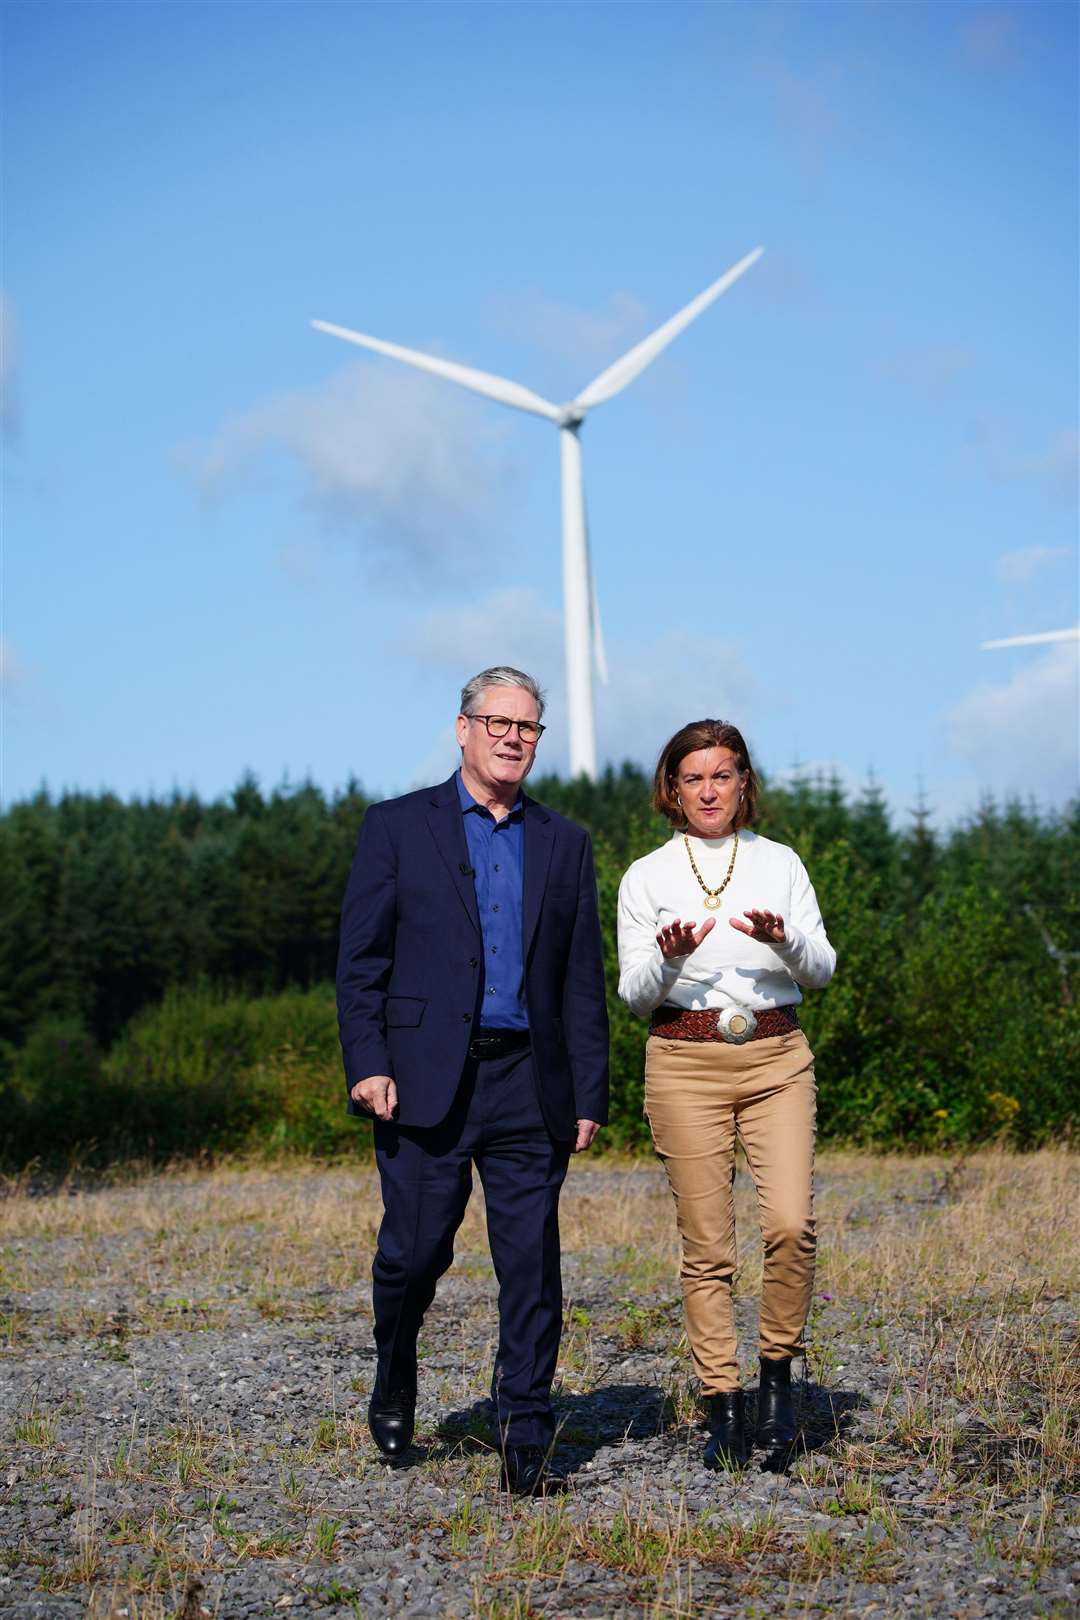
[386,996,427,1028]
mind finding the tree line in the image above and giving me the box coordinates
[1,767,1077,1164]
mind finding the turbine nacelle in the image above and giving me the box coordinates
[557,404,587,430]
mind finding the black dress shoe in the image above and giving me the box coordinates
[368,1386,416,1459]
[703,1390,748,1472]
[501,1443,556,1497]
[755,1355,796,1468]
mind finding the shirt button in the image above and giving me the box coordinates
[491,946,498,954]
[469,958,478,968]
[492,904,500,912]
[494,863,500,872]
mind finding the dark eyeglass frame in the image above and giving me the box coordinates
[465,713,546,744]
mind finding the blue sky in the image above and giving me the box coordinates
[3,0,1078,823]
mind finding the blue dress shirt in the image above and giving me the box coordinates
[456,769,529,1030]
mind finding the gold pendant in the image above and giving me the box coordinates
[703,895,723,910]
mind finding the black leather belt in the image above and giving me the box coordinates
[468,1029,531,1061]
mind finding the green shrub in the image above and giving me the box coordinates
[1,774,1076,1165]
[99,983,358,1160]
[2,1016,112,1165]
[594,831,653,1150]
[3,986,367,1167]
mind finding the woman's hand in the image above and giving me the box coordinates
[730,909,787,945]
[657,917,716,959]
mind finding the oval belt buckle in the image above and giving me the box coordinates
[717,1004,758,1045]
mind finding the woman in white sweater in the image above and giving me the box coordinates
[617,719,835,1472]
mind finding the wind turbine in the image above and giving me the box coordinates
[981,628,1080,649]
[312,247,763,779]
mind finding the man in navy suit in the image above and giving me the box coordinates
[337,666,609,1494]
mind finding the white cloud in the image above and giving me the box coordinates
[195,362,518,572]
[402,586,562,682]
[0,292,18,438]
[962,9,1017,67]
[397,587,563,786]
[994,545,1074,587]
[879,346,975,400]
[759,57,843,184]
[407,724,460,792]
[491,289,651,379]
[0,637,26,694]
[945,642,1080,805]
[596,632,761,774]
[1012,429,1079,506]
[967,421,1079,507]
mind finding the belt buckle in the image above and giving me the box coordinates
[717,1005,757,1044]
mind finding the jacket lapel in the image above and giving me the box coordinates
[522,798,554,960]
[426,776,481,934]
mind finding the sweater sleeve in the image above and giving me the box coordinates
[769,853,836,989]
[617,863,684,1017]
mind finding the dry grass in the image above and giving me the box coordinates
[4,1146,1076,1294]
[816,1147,1080,1302]
[2,1148,1078,1617]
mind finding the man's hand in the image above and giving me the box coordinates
[574,1119,601,1154]
[351,1074,398,1122]
[730,909,787,945]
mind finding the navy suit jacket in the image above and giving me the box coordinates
[336,774,609,1138]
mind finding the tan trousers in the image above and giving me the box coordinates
[644,1029,817,1393]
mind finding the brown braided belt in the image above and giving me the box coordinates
[649,1003,800,1043]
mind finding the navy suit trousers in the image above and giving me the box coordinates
[371,1046,571,1449]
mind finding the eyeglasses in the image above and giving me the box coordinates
[465,713,546,744]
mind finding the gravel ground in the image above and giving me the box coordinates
[0,1155,1077,1619]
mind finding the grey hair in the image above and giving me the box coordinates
[459,666,546,721]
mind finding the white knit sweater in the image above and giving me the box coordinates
[617,829,836,1018]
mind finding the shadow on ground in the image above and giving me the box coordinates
[425,1380,869,1476]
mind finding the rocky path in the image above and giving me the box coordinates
[1,1154,1077,1618]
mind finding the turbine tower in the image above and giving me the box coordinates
[312,248,763,779]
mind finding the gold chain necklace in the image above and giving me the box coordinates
[684,829,739,910]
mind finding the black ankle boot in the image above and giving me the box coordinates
[703,1390,747,1472]
[755,1356,796,1464]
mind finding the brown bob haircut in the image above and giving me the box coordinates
[652,719,760,831]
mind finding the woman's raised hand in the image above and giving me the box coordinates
[656,917,716,960]
[730,909,787,944]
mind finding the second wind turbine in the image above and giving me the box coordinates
[313,247,763,780]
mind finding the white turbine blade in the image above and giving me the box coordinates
[573,248,764,411]
[311,319,562,423]
[981,627,1080,649]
